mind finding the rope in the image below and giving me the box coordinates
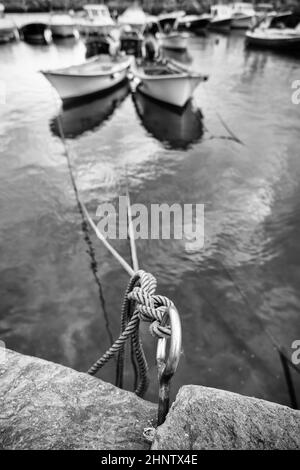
[88,269,173,397]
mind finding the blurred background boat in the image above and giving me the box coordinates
[246,12,300,50]
[177,14,212,35]
[78,4,115,36]
[132,87,204,150]
[50,81,129,138]
[20,22,52,45]
[209,5,232,32]
[49,13,79,39]
[229,2,256,29]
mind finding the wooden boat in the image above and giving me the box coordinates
[157,32,189,51]
[209,5,232,32]
[177,14,212,35]
[50,14,79,39]
[41,55,132,103]
[131,59,208,108]
[132,87,204,149]
[51,82,129,136]
[78,4,115,36]
[20,23,52,45]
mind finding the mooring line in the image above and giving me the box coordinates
[55,114,114,347]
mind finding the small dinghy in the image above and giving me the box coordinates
[157,31,189,51]
[20,23,52,45]
[41,54,132,103]
[132,59,208,108]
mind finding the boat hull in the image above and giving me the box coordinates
[209,18,232,32]
[246,31,300,49]
[20,23,52,44]
[158,33,189,51]
[178,16,211,35]
[50,23,78,38]
[136,74,204,108]
[231,15,253,29]
[42,58,131,102]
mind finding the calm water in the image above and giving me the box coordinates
[1,14,300,405]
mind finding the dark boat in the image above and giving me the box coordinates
[209,17,232,32]
[50,82,130,138]
[132,86,204,150]
[85,33,111,58]
[120,28,143,57]
[20,23,52,45]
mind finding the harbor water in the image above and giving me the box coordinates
[1,14,300,405]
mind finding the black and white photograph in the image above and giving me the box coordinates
[0,0,300,454]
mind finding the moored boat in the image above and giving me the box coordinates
[158,11,185,32]
[209,5,232,32]
[41,54,132,103]
[50,13,79,39]
[118,4,148,28]
[229,2,256,29]
[246,27,300,49]
[78,4,115,36]
[246,12,300,50]
[177,14,212,35]
[157,31,189,51]
[20,23,52,45]
[131,58,208,108]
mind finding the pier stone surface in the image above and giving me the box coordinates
[0,349,156,450]
[152,385,300,450]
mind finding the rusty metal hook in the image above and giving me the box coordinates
[156,304,182,426]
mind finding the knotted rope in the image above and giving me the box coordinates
[88,269,174,397]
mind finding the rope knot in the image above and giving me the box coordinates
[127,270,172,338]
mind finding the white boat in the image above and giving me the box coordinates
[41,55,132,102]
[246,25,300,49]
[78,4,115,36]
[210,5,232,31]
[131,59,208,108]
[118,4,148,28]
[50,14,79,38]
[157,31,189,50]
[229,3,256,29]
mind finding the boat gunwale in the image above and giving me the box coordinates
[41,57,132,78]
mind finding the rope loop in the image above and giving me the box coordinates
[128,270,172,339]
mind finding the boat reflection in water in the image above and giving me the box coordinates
[51,82,129,139]
[132,87,204,150]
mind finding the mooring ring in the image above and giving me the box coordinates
[156,304,182,381]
